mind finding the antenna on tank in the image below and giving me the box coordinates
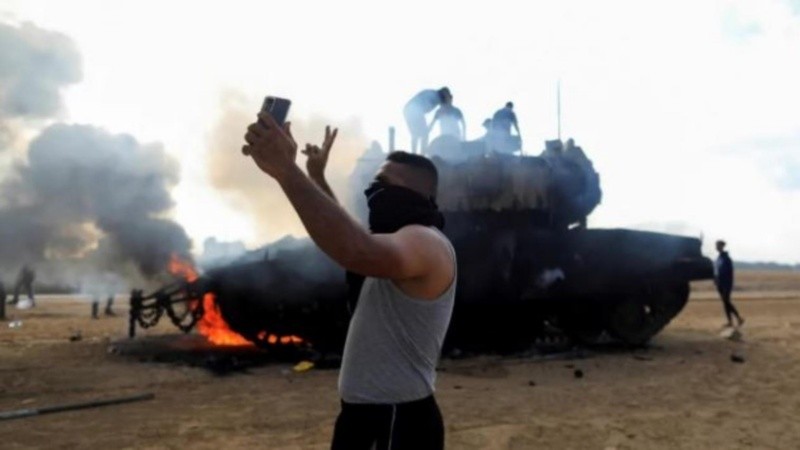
[557,79,562,141]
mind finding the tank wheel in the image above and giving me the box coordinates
[555,300,607,345]
[563,324,606,346]
[607,283,689,346]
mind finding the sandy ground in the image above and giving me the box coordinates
[2,271,800,449]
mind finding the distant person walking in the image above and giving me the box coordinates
[490,101,522,154]
[714,240,744,328]
[83,271,122,318]
[10,264,35,309]
[0,280,6,320]
[91,295,116,319]
[403,87,452,154]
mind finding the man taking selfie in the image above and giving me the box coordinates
[243,111,456,450]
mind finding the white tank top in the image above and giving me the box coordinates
[338,232,456,403]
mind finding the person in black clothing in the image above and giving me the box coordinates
[91,295,116,319]
[0,280,6,320]
[714,240,744,327]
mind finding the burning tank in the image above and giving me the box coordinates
[129,135,713,353]
[413,135,710,348]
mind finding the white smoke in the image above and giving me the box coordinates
[0,22,81,148]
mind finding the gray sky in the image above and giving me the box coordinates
[1,0,798,263]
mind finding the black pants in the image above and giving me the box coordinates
[92,296,114,317]
[717,286,741,324]
[331,395,444,450]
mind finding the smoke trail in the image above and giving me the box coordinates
[206,90,370,243]
[0,124,191,277]
[0,22,81,148]
[0,21,192,289]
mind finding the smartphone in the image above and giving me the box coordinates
[261,96,291,126]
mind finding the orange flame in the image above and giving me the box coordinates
[256,331,304,346]
[168,254,251,347]
[167,254,305,348]
[168,254,199,283]
[197,292,253,346]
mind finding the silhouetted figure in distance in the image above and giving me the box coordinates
[403,87,452,154]
[10,265,35,307]
[490,101,522,154]
[429,96,465,141]
[92,295,116,319]
[714,240,744,328]
[0,280,6,320]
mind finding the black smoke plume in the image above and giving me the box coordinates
[0,123,191,277]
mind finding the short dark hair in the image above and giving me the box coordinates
[386,151,438,187]
[438,87,451,101]
[506,101,514,109]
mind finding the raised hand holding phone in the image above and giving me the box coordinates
[242,96,292,157]
[243,111,298,180]
[261,96,291,126]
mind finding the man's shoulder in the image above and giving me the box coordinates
[398,224,449,241]
[395,225,452,253]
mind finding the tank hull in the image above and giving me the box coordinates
[208,218,712,351]
[169,146,711,351]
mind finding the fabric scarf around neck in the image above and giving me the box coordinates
[365,181,444,233]
[345,181,445,315]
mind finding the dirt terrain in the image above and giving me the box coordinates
[2,271,800,449]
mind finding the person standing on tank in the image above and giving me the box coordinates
[490,101,522,154]
[428,95,466,141]
[243,112,456,449]
[714,240,744,328]
[403,87,452,154]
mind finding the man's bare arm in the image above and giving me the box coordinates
[309,173,336,201]
[276,165,444,280]
[244,113,442,280]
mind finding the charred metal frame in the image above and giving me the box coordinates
[128,281,205,338]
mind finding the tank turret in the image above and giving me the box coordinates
[432,137,601,229]
[348,136,711,347]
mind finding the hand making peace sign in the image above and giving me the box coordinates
[302,125,338,179]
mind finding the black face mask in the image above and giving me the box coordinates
[364,181,444,233]
[344,181,445,316]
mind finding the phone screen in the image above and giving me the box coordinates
[261,96,291,126]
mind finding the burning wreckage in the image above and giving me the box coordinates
[129,136,713,356]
